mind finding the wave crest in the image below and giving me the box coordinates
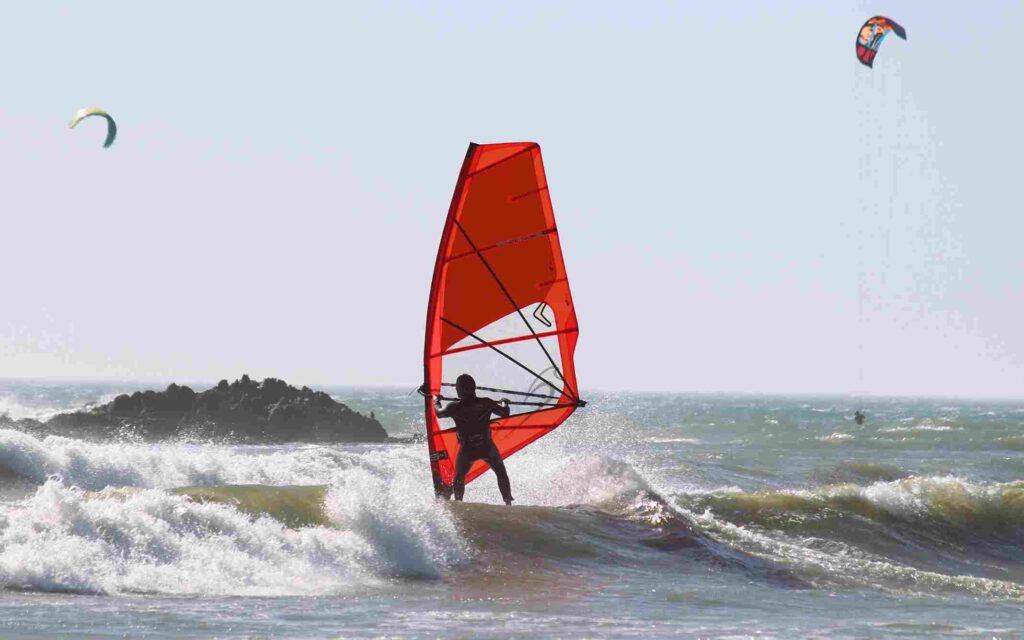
[0,475,465,595]
[0,428,384,490]
[680,476,1024,537]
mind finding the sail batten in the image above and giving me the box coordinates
[431,327,577,359]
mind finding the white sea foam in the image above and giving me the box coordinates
[0,436,466,595]
[696,476,1024,531]
[532,452,657,507]
[646,437,701,444]
[323,466,466,579]
[854,476,1024,526]
[0,422,665,596]
[0,425,655,596]
[685,501,1024,599]
[0,428,386,490]
[0,396,61,422]
[879,424,959,434]
[0,392,119,422]
[0,426,661,512]
[817,432,855,443]
[0,477,464,596]
[676,477,1024,599]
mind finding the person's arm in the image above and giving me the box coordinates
[420,385,453,418]
[435,398,455,419]
[491,398,511,419]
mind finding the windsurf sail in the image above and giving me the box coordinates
[422,142,585,497]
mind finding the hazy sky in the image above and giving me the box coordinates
[1,2,1022,397]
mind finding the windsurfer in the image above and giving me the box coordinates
[432,374,514,505]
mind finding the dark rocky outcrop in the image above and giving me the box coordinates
[3,375,387,443]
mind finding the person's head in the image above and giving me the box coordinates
[455,374,476,399]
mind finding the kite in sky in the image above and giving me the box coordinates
[69,107,117,148]
[856,16,906,68]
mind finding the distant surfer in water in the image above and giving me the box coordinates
[433,374,514,505]
[854,410,866,425]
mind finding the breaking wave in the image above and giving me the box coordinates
[0,428,376,490]
[0,478,465,595]
[2,428,1023,600]
[674,475,1024,597]
[678,476,1024,540]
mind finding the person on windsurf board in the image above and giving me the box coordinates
[420,143,586,503]
[423,374,514,505]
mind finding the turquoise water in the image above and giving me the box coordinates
[2,381,1024,638]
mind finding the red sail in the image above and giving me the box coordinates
[422,142,583,495]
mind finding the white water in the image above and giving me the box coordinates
[3,388,1024,639]
[0,435,471,595]
[0,428,382,489]
[0,428,655,597]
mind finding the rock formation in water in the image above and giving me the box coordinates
[2,375,387,443]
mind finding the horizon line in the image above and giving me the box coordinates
[1,375,1022,403]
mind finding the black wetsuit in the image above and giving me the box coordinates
[436,396,512,503]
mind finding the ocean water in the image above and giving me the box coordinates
[1,381,1024,638]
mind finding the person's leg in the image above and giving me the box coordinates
[452,448,473,501]
[485,446,513,505]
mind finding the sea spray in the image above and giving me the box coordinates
[670,475,1024,593]
[0,475,467,595]
[476,452,655,509]
[324,468,467,578]
[678,476,1024,537]
[683,500,1024,599]
[0,428,404,490]
[0,389,122,423]
[0,479,372,595]
[4,386,1024,637]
